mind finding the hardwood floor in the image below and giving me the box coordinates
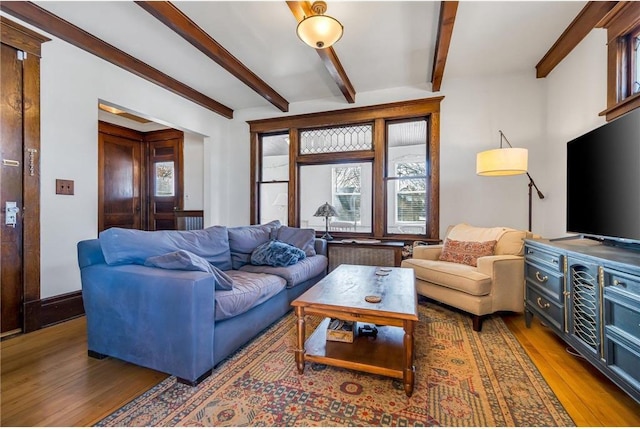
[1,314,638,426]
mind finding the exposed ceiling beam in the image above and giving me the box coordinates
[431,1,458,92]
[535,1,618,79]
[0,1,233,119]
[286,1,356,103]
[136,1,289,113]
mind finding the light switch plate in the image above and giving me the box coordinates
[56,179,74,195]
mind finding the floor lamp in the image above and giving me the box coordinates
[476,130,544,232]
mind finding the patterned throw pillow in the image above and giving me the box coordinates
[438,238,497,267]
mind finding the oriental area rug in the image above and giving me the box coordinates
[96,302,574,427]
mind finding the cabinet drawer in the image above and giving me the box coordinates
[526,285,564,332]
[525,262,564,301]
[605,329,640,393]
[525,245,563,272]
[605,293,640,345]
[603,268,640,297]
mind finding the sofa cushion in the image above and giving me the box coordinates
[99,226,232,270]
[402,258,492,296]
[214,271,286,321]
[143,250,233,290]
[439,238,497,267]
[228,220,281,269]
[276,226,317,256]
[239,254,327,288]
[251,240,306,267]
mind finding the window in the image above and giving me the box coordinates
[332,166,361,223]
[386,119,427,234]
[395,162,426,223]
[258,133,289,225]
[154,161,175,197]
[248,97,442,241]
[603,6,640,121]
[633,29,640,95]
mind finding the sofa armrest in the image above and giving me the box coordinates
[412,244,443,261]
[81,263,215,382]
[476,255,525,312]
[314,238,327,256]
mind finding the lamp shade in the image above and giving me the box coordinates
[313,202,338,217]
[297,14,343,49]
[476,147,528,176]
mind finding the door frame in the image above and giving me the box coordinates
[1,17,49,333]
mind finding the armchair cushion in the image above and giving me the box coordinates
[402,258,492,296]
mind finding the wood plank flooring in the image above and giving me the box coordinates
[1,314,639,426]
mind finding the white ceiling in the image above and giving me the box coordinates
[31,1,586,116]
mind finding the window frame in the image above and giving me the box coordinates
[602,3,640,121]
[248,97,443,242]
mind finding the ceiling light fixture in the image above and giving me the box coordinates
[296,1,343,49]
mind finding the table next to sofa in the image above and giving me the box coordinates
[291,264,418,397]
[524,237,640,403]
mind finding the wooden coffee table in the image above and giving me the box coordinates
[291,264,418,396]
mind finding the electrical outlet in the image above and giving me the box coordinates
[56,179,74,195]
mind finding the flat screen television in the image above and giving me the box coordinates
[567,108,640,246]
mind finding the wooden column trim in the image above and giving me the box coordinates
[428,112,440,239]
[289,128,299,227]
[249,132,259,225]
[373,118,386,238]
[1,17,48,333]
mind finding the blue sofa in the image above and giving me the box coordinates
[77,221,327,386]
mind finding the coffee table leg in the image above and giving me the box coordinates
[403,320,416,397]
[295,306,306,374]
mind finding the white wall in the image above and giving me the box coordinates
[542,29,608,239]
[31,29,229,299]
[183,133,204,210]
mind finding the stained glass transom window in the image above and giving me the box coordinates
[300,124,373,154]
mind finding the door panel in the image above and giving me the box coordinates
[1,43,24,334]
[98,131,143,232]
[147,131,183,231]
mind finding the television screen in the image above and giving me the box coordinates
[567,109,640,243]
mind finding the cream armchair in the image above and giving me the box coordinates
[401,224,533,331]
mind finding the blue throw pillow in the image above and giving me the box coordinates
[250,240,306,267]
[144,250,233,290]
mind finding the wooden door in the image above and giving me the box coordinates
[1,43,24,335]
[98,122,144,232]
[147,130,183,230]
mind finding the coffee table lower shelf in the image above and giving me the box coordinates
[304,317,405,381]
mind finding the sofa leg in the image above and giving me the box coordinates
[472,315,484,332]
[177,368,212,387]
[88,350,108,360]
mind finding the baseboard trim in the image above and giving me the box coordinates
[25,290,84,332]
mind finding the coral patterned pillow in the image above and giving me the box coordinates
[438,238,497,267]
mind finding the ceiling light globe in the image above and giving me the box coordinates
[297,15,343,49]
